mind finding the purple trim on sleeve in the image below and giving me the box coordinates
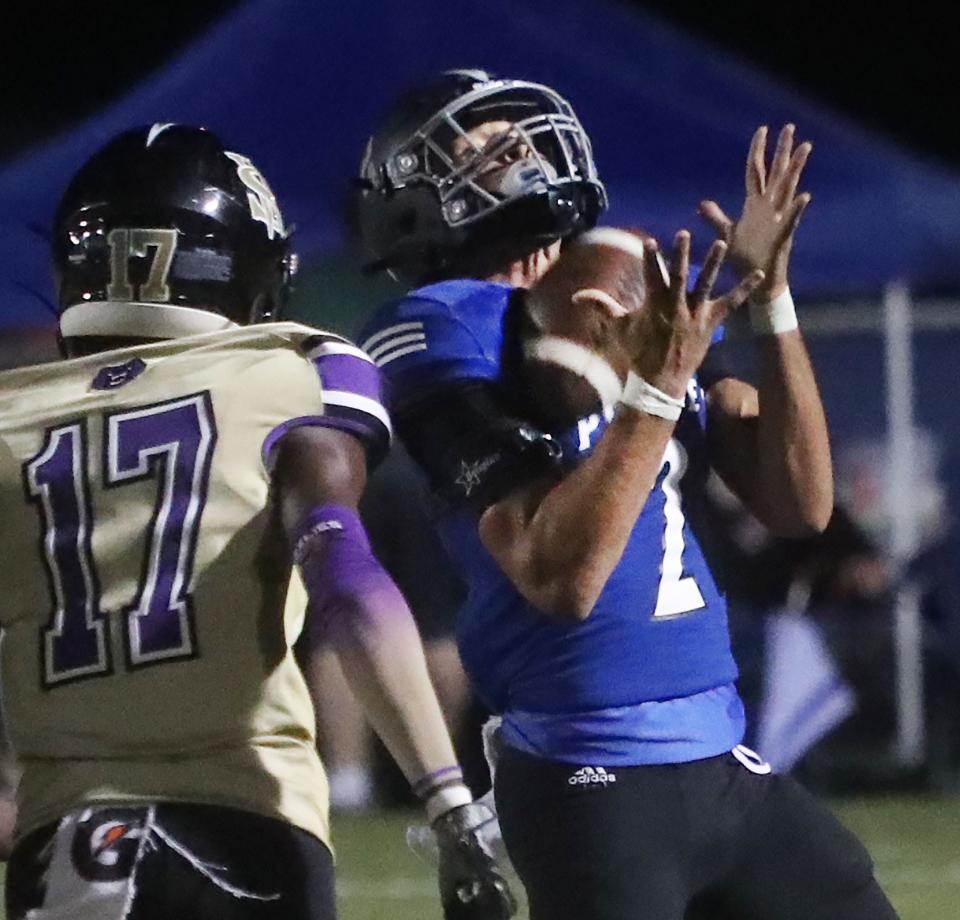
[262,412,390,469]
[263,415,321,467]
[313,352,385,404]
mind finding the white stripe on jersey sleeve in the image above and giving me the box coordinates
[361,321,425,352]
[321,390,393,435]
[375,342,429,367]
[367,332,426,362]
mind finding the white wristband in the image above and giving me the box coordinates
[619,371,685,421]
[424,782,474,824]
[749,287,799,336]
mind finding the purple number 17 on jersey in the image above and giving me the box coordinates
[24,393,217,688]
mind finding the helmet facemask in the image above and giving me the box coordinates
[384,86,599,230]
[357,77,607,284]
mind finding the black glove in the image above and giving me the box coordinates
[433,801,518,920]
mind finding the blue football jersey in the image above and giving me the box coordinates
[361,280,745,765]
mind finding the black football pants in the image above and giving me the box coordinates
[5,802,337,920]
[495,747,900,920]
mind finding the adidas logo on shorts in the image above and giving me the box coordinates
[568,766,617,786]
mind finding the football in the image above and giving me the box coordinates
[519,227,651,429]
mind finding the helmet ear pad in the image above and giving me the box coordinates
[356,182,450,278]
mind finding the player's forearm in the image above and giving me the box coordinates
[316,585,461,787]
[294,507,462,792]
[481,408,674,619]
[754,329,833,534]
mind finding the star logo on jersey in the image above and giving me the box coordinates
[455,453,500,497]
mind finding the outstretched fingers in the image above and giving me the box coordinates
[698,200,733,241]
[768,123,795,188]
[779,192,812,245]
[746,126,768,196]
[669,231,691,308]
[642,237,670,303]
[775,141,813,211]
[691,239,727,308]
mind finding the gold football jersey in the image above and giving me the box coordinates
[0,322,390,844]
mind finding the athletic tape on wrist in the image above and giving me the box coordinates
[618,371,685,421]
[749,287,798,336]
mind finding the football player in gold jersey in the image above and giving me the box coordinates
[0,125,514,920]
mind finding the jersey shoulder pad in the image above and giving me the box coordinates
[359,281,512,406]
[412,278,510,310]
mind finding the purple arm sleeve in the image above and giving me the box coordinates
[294,504,468,801]
[294,504,409,642]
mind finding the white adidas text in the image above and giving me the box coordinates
[568,766,617,786]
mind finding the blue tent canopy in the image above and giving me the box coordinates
[2,0,960,328]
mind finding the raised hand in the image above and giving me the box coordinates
[699,124,811,300]
[623,231,764,398]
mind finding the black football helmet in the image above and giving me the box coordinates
[54,123,296,345]
[354,69,607,285]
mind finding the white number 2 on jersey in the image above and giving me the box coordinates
[653,439,706,618]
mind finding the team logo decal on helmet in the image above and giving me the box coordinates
[354,69,608,284]
[224,151,286,241]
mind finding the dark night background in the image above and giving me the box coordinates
[0,1,956,169]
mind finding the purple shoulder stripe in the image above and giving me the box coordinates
[306,339,385,408]
[262,339,392,468]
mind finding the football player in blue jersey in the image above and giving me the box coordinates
[353,71,899,919]
[0,125,514,920]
